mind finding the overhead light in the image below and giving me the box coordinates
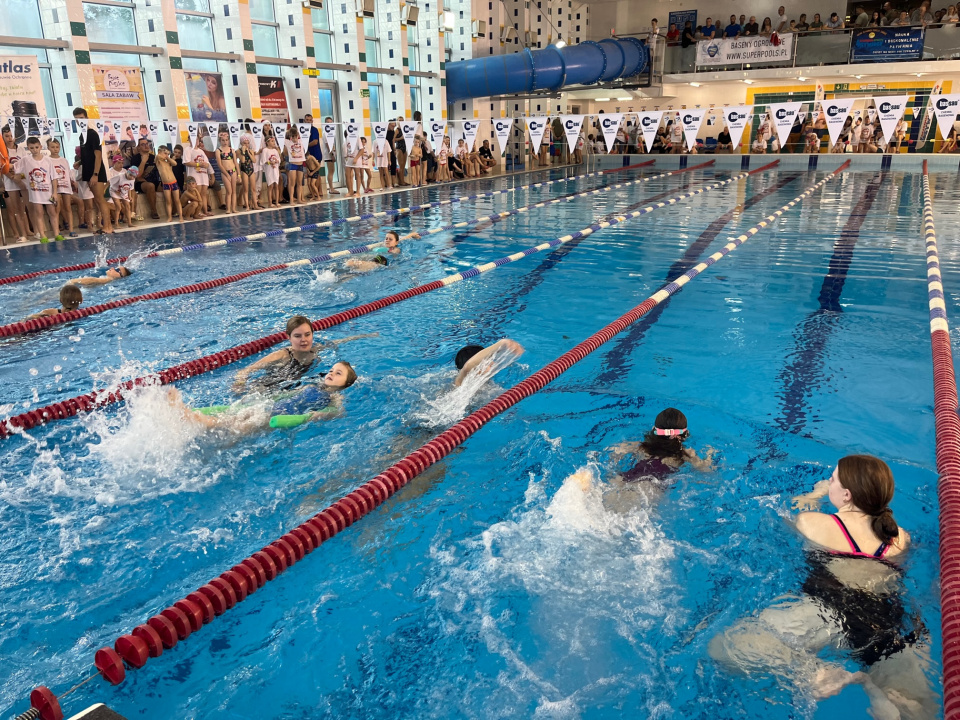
[689,82,701,87]
[798,76,806,81]
[854,74,863,79]
[595,97,611,102]
[555,39,566,48]
[443,10,455,29]
[743,79,754,85]
[916,72,925,77]
[617,96,632,100]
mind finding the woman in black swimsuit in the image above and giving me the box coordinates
[709,455,936,719]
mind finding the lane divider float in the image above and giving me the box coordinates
[0,162,707,339]
[0,160,772,439]
[13,160,843,720]
[0,161,655,287]
[921,160,960,720]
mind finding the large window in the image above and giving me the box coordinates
[83,1,141,66]
[250,0,281,74]
[311,6,334,80]
[0,0,58,135]
[364,16,381,121]
[176,0,217,72]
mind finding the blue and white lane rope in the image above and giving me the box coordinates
[152,161,657,256]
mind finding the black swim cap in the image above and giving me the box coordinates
[374,254,388,266]
[455,345,484,370]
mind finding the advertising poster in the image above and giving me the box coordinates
[851,28,924,63]
[92,66,148,124]
[186,71,228,122]
[668,10,697,31]
[0,55,46,144]
[696,35,793,66]
[258,76,290,124]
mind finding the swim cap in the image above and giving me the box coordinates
[374,255,388,266]
[455,345,484,370]
[126,166,139,176]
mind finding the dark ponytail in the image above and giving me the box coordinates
[837,455,900,545]
[871,506,900,546]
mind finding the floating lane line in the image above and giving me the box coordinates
[11,161,840,715]
[0,159,767,439]
[921,161,960,720]
[0,162,708,339]
[0,161,656,287]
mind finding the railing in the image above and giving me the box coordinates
[652,24,960,75]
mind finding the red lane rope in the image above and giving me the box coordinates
[0,161,655,288]
[64,160,844,698]
[921,161,960,719]
[0,162,730,440]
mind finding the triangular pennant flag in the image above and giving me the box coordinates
[461,119,480,151]
[769,102,803,148]
[560,115,585,153]
[493,117,513,155]
[228,122,241,147]
[598,113,624,153]
[918,80,945,146]
[296,123,310,144]
[249,123,264,151]
[19,116,31,137]
[203,122,218,142]
[400,120,418,152]
[931,94,960,139]
[679,108,708,152]
[867,107,877,123]
[186,122,199,147]
[322,121,337,153]
[873,96,908,146]
[636,111,664,152]
[62,118,73,146]
[111,121,123,141]
[147,121,159,142]
[525,117,548,155]
[429,119,447,154]
[128,120,139,140]
[75,118,87,144]
[39,116,50,137]
[819,98,855,148]
[372,121,389,154]
[721,106,752,150]
[343,120,360,154]
[94,120,106,143]
[274,122,289,142]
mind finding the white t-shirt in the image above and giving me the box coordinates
[671,124,683,142]
[109,170,134,201]
[3,145,22,192]
[777,13,788,29]
[75,166,94,200]
[21,154,56,204]
[185,147,209,186]
[261,147,281,184]
[284,138,306,165]
[50,157,73,194]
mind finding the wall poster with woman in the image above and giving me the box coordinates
[186,72,228,123]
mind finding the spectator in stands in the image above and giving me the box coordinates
[804,131,821,154]
[911,2,934,24]
[725,15,741,37]
[682,20,696,47]
[826,12,844,29]
[702,17,716,39]
[739,14,747,28]
[712,17,724,36]
[855,5,870,26]
[796,13,810,31]
[716,125,733,153]
[945,5,960,22]
[776,6,789,32]
[870,10,883,26]
[809,13,825,30]
[894,10,912,25]
[881,2,899,25]
[744,16,759,35]
[129,138,160,220]
[666,22,680,41]
[760,17,774,36]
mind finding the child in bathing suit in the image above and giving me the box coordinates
[75,266,132,286]
[25,284,83,320]
[610,407,715,481]
[155,146,182,222]
[453,339,525,387]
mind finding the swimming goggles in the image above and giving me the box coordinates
[653,427,687,436]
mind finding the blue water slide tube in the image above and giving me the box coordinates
[445,38,649,102]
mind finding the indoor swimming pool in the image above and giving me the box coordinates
[0,163,949,718]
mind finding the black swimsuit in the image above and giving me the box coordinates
[252,348,317,391]
[620,456,676,483]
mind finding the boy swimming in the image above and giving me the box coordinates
[24,284,83,320]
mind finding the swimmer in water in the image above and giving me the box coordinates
[24,283,83,320]
[344,254,389,273]
[379,230,401,255]
[454,339,524,387]
[231,314,375,393]
[74,265,132,286]
[610,407,715,480]
[170,361,358,432]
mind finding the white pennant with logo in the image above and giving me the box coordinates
[344,121,360,154]
[249,123,264,151]
[819,99,855,148]
[372,121,389,154]
[110,121,122,142]
[598,113,624,153]
[147,121,160,142]
[721,106,752,149]
[273,122,288,142]
[203,122,218,143]
[186,122,198,148]
[322,122,337,153]
[76,118,88,144]
[429,120,447,153]
[636,111,664,152]
[930,94,960,139]
[493,117,513,155]
[872,96,908,145]
[128,120,139,140]
[229,123,241,147]
[679,108,708,151]
[525,117,548,155]
[461,119,480,151]
[94,120,107,143]
[400,121,418,151]
[62,118,73,146]
[769,102,803,148]
[559,115,585,153]
[296,123,310,145]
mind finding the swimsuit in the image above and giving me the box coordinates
[830,514,891,559]
[252,347,317,391]
[620,456,676,483]
[238,150,255,175]
[270,384,332,416]
[162,181,178,191]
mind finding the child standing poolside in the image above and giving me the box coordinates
[304,153,324,201]
[376,136,393,191]
[47,138,78,237]
[262,136,282,208]
[22,137,61,242]
[154,146,181,221]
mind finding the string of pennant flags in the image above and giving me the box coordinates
[3,93,958,159]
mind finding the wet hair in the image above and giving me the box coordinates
[286,315,312,336]
[385,230,400,244]
[334,361,358,388]
[837,455,900,544]
[455,345,484,370]
[60,284,83,307]
[116,266,132,277]
[639,407,689,461]
[373,255,388,266]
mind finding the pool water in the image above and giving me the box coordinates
[0,166,949,718]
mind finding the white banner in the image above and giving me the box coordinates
[62,118,72,146]
[344,120,360,154]
[696,34,793,66]
[147,120,159,142]
[400,121,418,152]
[229,122,241,147]
[679,108,708,151]
[867,107,877,123]
[873,96,908,146]
[372,121,389,155]
[94,120,107,144]
[127,120,139,141]
[931,94,960,140]
[296,122,311,145]
[111,120,123,142]
[769,102,803,148]
[819,99,855,148]
[429,119,447,154]
[76,118,88,144]
[525,117,549,155]
[636,111,664,152]
[493,117,513,155]
[322,121,337,153]
[161,119,177,144]
[204,122,218,143]
[722,105,753,149]
[185,122,198,148]
[273,122,288,142]
[559,115,585,153]
[598,113,624,153]
[249,123,263,151]
[460,119,480,151]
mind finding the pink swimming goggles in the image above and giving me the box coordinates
[653,427,686,436]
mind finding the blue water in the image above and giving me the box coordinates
[0,166,948,718]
